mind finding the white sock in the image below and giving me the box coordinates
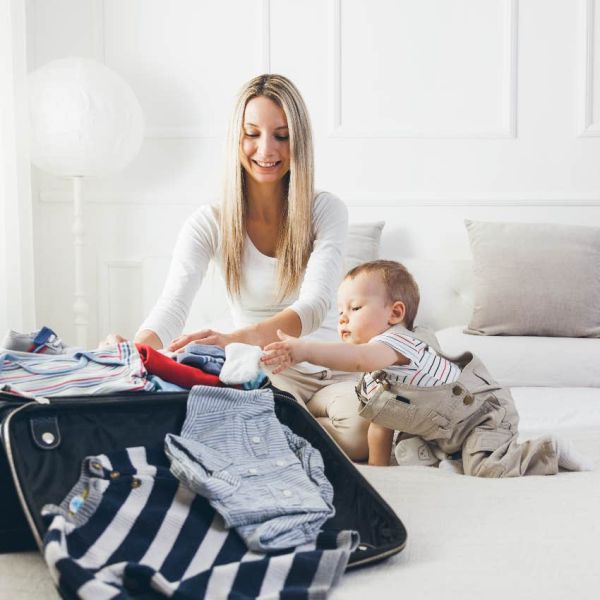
[438,459,464,475]
[394,437,438,467]
[219,343,263,385]
[555,437,594,472]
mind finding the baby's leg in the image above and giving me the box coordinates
[461,387,562,477]
[367,422,395,466]
[462,428,559,477]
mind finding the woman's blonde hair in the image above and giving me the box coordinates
[220,74,314,300]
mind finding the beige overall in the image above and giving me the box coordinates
[356,330,559,477]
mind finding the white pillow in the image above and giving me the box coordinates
[437,325,600,388]
[465,220,600,337]
[344,221,385,271]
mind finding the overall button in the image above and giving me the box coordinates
[131,478,142,489]
[452,385,462,396]
[252,436,261,444]
[248,468,258,475]
[463,395,474,406]
[275,460,284,467]
[91,462,102,470]
[110,470,120,479]
[282,490,292,497]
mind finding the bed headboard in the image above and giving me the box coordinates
[104,204,600,340]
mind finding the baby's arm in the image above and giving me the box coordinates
[262,330,402,374]
[367,422,395,466]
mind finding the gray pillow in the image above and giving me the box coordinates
[464,220,600,337]
[344,221,385,272]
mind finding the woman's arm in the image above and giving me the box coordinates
[137,206,219,349]
[286,192,348,336]
[133,329,163,350]
[168,308,302,351]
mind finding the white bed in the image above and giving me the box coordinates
[3,341,598,600]
[2,222,600,599]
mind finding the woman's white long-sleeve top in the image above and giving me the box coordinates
[138,191,348,366]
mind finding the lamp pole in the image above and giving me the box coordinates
[72,176,88,347]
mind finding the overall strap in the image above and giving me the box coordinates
[386,325,442,354]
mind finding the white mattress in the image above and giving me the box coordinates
[436,325,600,388]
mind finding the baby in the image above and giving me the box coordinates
[262,260,592,476]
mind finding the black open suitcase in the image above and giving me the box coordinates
[0,386,407,579]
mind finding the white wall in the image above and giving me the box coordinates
[0,0,36,335]
[25,0,600,344]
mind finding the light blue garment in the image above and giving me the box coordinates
[176,344,225,376]
[164,386,335,552]
[242,371,268,390]
[148,375,187,392]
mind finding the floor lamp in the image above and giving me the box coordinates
[28,57,145,347]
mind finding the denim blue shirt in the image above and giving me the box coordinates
[176,344,225,375]
[164,386,335,552]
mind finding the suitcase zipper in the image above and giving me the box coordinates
[1,384,50,404]
[1,402,45,550]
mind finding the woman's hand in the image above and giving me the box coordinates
[168,329,233,352]
[261,329,307,374]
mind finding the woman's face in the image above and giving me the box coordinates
[240,96,290,186]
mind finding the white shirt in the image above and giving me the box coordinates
[139,191,348,371]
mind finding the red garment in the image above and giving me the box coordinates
[136,344,221,389]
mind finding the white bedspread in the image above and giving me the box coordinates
[336,427,600,600]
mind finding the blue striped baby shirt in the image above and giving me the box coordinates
[42,446,358,599]
[0,342,152,396]
[165,386,336,552]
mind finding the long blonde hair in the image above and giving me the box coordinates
[220,74,314,300]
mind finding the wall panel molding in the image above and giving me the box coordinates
[40,190,600,208]
[580,0,600,136]
[329,0,519,139]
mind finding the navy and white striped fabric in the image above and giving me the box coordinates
[368,325,461,388]
[42,446,358,599]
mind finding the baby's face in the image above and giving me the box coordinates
[337,272,394,345]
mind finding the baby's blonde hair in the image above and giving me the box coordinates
[220,74,314,300]
[345,260,420,330]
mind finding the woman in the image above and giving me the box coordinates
[122,74,368,460]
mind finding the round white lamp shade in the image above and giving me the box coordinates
[28,57,145,177]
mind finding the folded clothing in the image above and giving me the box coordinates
[136,344,221,389]
[176,343,225,375]
[0,342,152,396]
[1,326,70,355]
[165,386,336,552]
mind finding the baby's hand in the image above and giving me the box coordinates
[262,330,305,374]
